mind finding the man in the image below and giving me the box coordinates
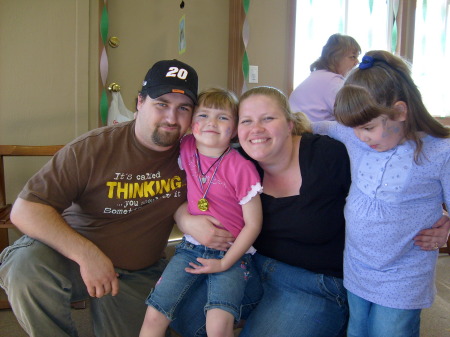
[0,59,198,337]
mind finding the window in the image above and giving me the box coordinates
[293,0,389,87]
[293,0,450,117]
[412,0,450,117]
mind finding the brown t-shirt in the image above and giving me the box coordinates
[19,121,187,270]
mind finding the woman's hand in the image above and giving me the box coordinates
[413,214,450,251]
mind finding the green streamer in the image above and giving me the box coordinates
[368,0,374,14]
[339,17,344,33]
[391,19,397,52]
[442,3,447,53]
[243,0,250,14]
[100,6,109,46]
[442,31,446,54]
[100,89,109,125]
[421,35,426,55]
[242,51,249,81]
[422,0,427,21]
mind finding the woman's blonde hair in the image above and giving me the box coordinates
[334,50,449,161]
[239,86,312,135]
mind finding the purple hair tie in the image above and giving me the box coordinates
[359,55,375,70]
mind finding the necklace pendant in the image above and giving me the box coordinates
[201,176,207,183]
[198,198,209,211]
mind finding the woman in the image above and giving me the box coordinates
[171,86,450,337]
[236,86,351,336]
[289,33,361,122]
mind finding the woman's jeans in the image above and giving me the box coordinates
[146,238,252,322]
[239,253,349,337]
[347,290,421,337]
[0,235,167,337]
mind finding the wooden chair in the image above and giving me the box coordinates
[0,145,63,309]
[440,242,450,254]
[439,204,450,255]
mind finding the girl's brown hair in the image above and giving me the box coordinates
[197,88,239,125]
[334,50,450,161]
[239,86,312,136]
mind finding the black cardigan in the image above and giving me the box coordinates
[240,133,350,278]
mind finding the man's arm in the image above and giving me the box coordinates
[413,214,450,250]
[185,195,262,274]
[174,202,234,251]
[11,198,119,298]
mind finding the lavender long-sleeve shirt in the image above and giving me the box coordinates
[313,121,450,309]
[289,70,344,122]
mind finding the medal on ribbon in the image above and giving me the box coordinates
[195,147,230,212]
[197,198,209,212]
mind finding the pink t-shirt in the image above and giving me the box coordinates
[180,134,262,238]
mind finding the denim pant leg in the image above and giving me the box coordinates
[169,251,263,337]
[240,253,349,337]
[146,240,204,321]
[347,290,421,337]
[91,259,168,337]
[206,254,252,321]
[0,236,88,337]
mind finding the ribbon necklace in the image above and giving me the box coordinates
[194,147,231,211]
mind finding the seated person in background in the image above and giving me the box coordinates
[0,59,199,337]
[289,33,360,122]
[140,88,262,337]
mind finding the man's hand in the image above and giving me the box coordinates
[191,215,235,251]
[175,202,235,251]
[11,198,120,298]
[79,247,119,298]
[413,214,450,251]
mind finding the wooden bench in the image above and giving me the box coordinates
[0,145,63,309]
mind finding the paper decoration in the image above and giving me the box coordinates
[391,0,399,52]
[100,89,109,125]
[242,0,250,93]
[100,48,108,87]
[99,1,109,125]
[179,15,186,55]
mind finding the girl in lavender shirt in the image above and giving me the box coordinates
[314,50,450,337]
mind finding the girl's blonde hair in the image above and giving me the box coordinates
[239,86,312,136]
[197,88,239,125]
[334,50,449,161]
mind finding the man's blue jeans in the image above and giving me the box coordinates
[0,235,167,337]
